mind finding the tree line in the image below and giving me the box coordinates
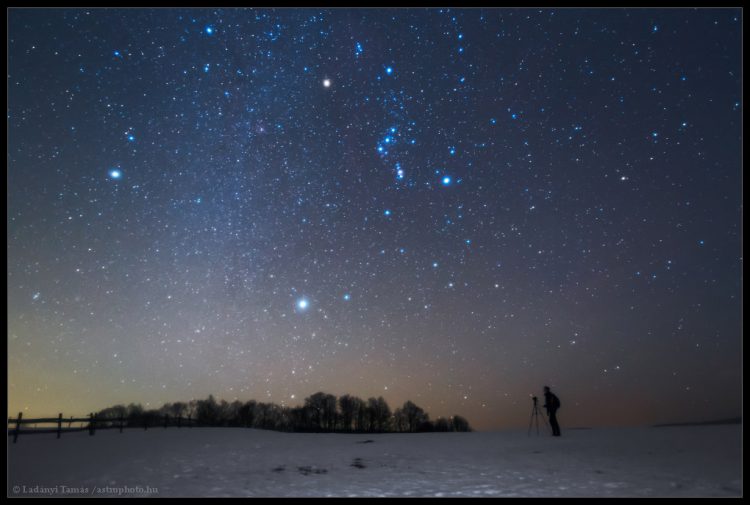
[95,392,471,433]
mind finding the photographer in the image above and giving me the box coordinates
[543,386,561,437]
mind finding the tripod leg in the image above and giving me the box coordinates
[528,410,534,436]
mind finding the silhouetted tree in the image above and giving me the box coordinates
[368,396,391,432]
[238,400,257,427]
[289,406,310,432]
[339,394,357,432]
[353,397,367,432]
[401,401,428,432]
[323,394,338,431]
[125,403,144,427]
[304,392,338,431]
[392,407,407,432]
[96,404,128,427]
[167,402,188,419]
[94,391,471,434]
[142,408,162,428]
[222,400,243,426]
[434,417,450,432]
[417,420,435,432]
[365,398,379,432]
[196,395,219,425]
[304,392,325,431]
[255,402,272,429]
[451,415,472,432]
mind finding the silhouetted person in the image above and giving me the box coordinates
[543,386,561,436]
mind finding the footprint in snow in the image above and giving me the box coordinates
[298,466,327,475]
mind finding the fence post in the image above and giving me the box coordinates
[57,413,62,439]
[164,414,168,429]
[89,413,95,436]
[119,415,124,433]
[13,412,22,443]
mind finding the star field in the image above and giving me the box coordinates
[8,8,742,430]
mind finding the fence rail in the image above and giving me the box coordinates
[7,412,198,443]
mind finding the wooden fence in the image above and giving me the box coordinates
[7,412,198,443]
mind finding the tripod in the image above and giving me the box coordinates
[527,396,548,436]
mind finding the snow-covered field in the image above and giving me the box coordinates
[7,424,742,497]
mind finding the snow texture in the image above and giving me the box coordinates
[7,425,741,497]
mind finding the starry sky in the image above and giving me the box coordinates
[8,8,742,431]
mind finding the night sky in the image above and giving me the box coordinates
[8,8,742,431]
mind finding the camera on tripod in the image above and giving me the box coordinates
[528,394,547,436]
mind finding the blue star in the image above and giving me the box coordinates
[442,175,452,186]
[343,293,351,301]
[384,209,392,216]
[297,298,309,311]
[109,168,122,180]
[385,66,393,75]
[205,26,214,35]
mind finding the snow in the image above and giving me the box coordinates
[7,425,742,497]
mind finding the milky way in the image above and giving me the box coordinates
[8,8,742,430]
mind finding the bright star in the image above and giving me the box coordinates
[297,298,309,310]
[323,78,331,88]
[442,176,452,186]
[109,169,122,180]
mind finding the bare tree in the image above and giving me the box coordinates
[392,408,407,432]
[451,415,472,432]
[435,417,450,432]
[353,397,367,432]
[401,401,428,432]
[238,400,257,427]
[339,394,357,432]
